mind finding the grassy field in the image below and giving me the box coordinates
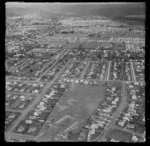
[48,84,105,132]
[107,129,132,142]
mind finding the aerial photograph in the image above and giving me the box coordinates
[5,2,145,142]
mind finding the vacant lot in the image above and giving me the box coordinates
[107,129,132,142]
[48,84,105,132]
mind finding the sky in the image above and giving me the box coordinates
[6,2,145,19]
[6,2,145,7]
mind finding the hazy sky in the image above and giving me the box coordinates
[6,2,145,7]
[6,2,145,19]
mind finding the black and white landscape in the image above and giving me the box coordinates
[5,2,145,142]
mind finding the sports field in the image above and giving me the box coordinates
[48,84,106,132]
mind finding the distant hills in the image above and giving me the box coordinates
[6,7,41,17]
[6,3,145,20]
[6,7,60,18]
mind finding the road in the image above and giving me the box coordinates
[80,61,90,79]
[5,49,71,141]
[13,58,31,70]
[5,54,145,142]
[6,49,70,84]
[38,49,70,80]
[6,59,72,141]
[35,59,72,138]
[98,82,127,141]
[106,61,111,81]
[55,77,144,83]
[130,62,136,82]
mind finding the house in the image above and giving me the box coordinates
[84,80,89,85]
[132,136,138,142]
[118,120,125,127]
[134,82,139,85]
[75,80,79,84]
[123,116,130,121]
[129,85,134,88]
[132,95,137,100]
[126,123,135,129]
[110,138,119,142]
